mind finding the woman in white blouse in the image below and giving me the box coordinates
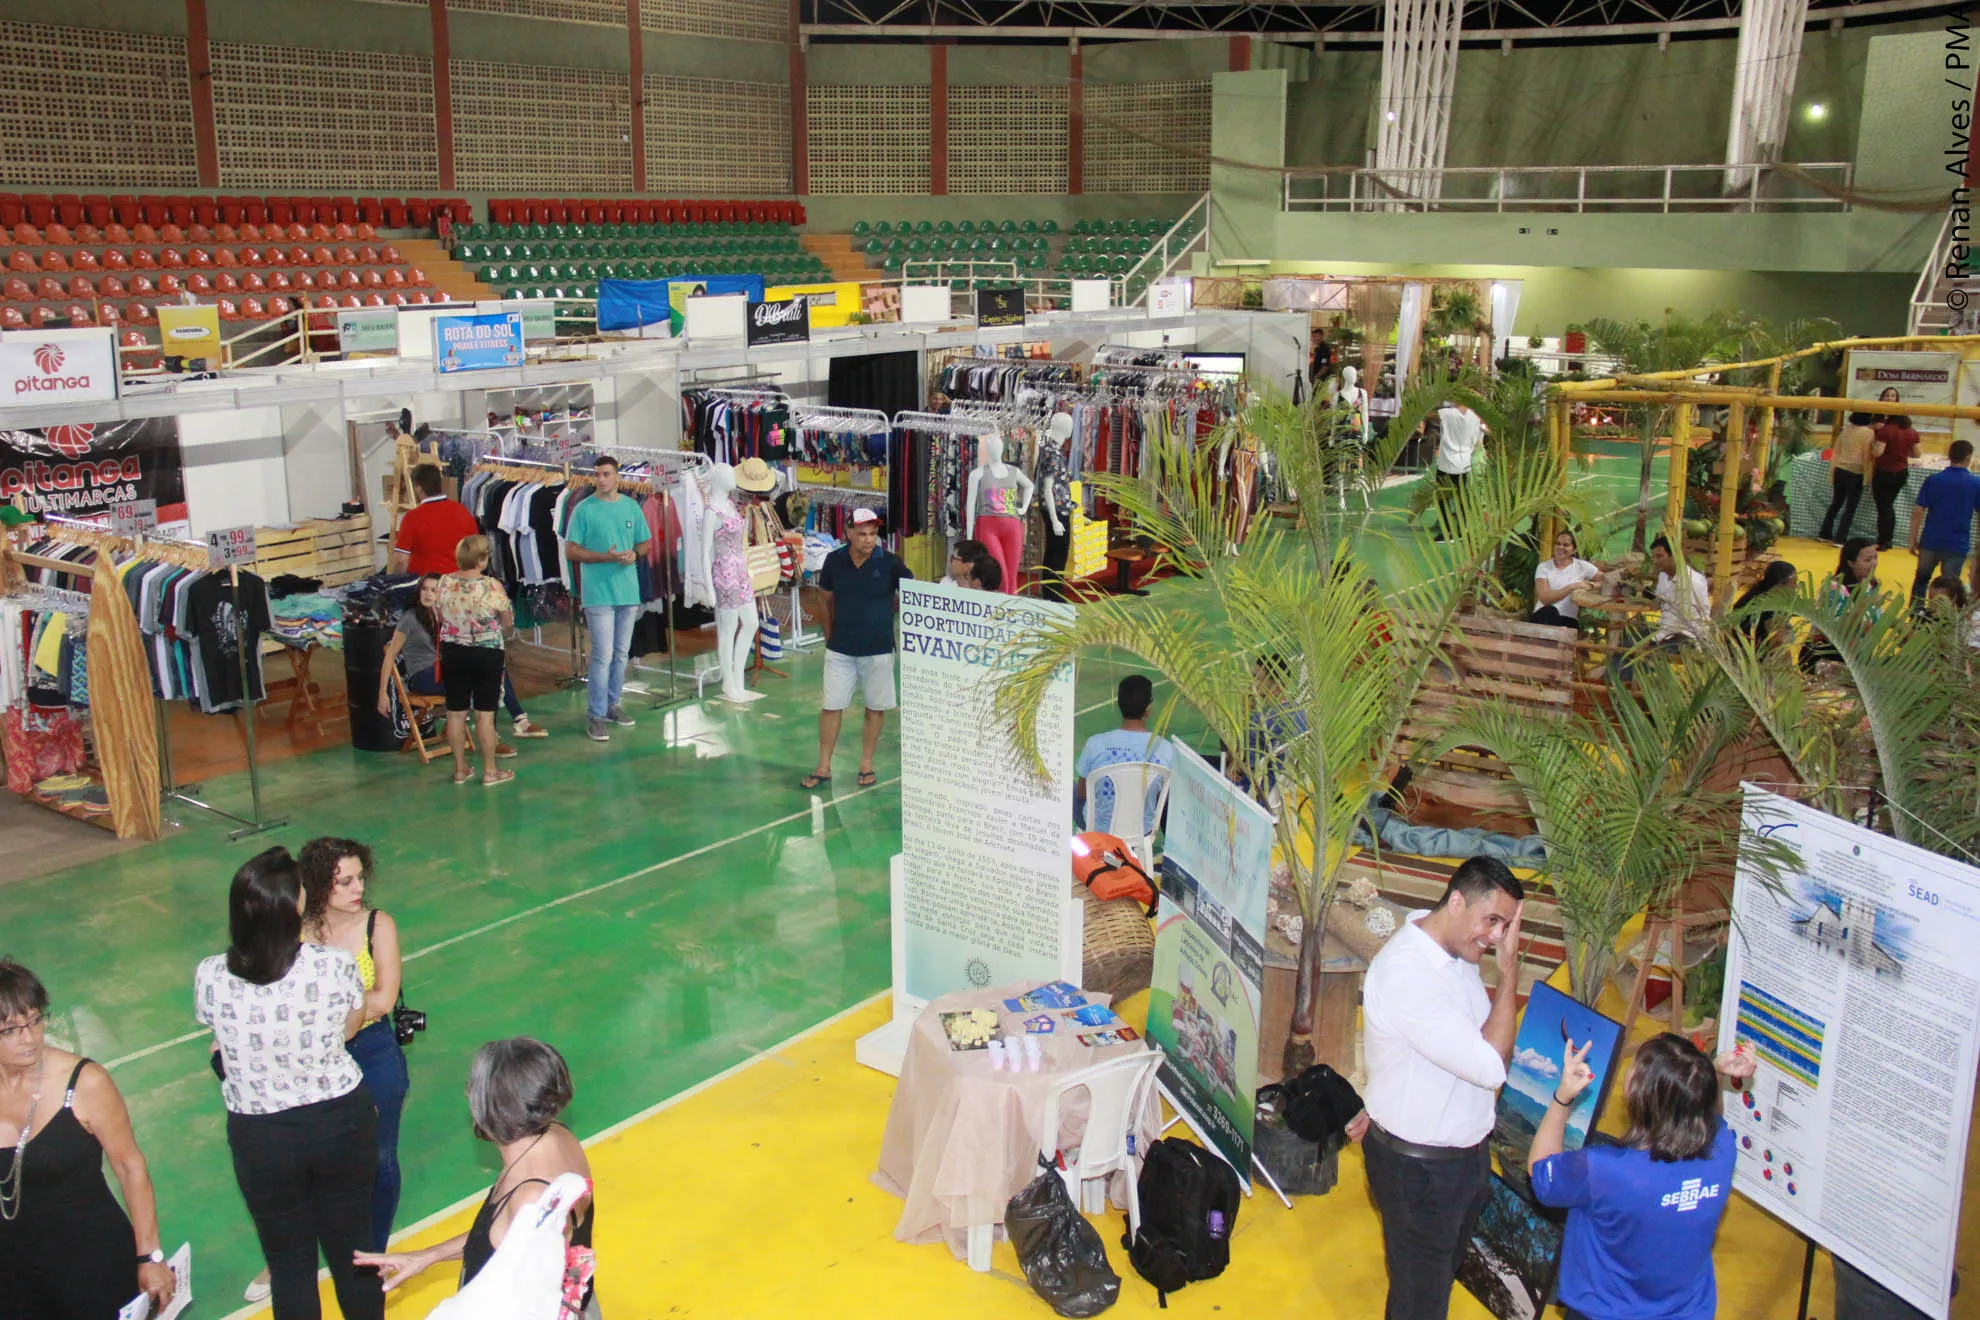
[195,848,382,1320]
[1529,529,1601,629]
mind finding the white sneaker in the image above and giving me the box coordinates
[244,1277,272,1303]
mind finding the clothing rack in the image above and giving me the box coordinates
[892,411,1003,438]
[1095,345,1187,370]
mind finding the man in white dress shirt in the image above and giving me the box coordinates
[1431,402,1486,541]
[1648,533,1712,645]
[1348,856,1525,1320]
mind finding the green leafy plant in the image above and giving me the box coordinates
[992,383,1568,1069]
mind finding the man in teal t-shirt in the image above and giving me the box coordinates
[564,455,650,740]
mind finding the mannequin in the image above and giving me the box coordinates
[701,463,763,703]
[964,432,1035,595]
[1336,365,1370,446]
[1035,414,1075,602]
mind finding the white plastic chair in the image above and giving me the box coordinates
[1038,1047,1166,1238]
[1085,760,1173,867]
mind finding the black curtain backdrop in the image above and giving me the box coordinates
[829,350,920,420]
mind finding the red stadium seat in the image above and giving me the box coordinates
[292,271,314,291]
[339,269,361,289]
[2,306,27,330]
[268,272,292,292]
[315,293,338,310]
[0,194,22,228]
[109,195,139,225]
[239,246,265,267]
[130,222,158,244]
[6,250,36,273]
[237,222,262,242]
[361,269,383,288]
[357,244,379,264]
[188,223,212,243]
[238,271,264,292]
[309,222,333,242]
[489,200,515,225]
[289,246,311,266]
[157,273,183,295]
[339,293,361,309]
[333,222,355,242]
[2,276,27,300]
[67,275,95,298]
[218,199,244,226]
[99,303,121,325]
[382,268,405,287]
[242,297,267,320]
[130,274,156,296]
[23,195,52,226]
[268,295,294,317]
[242,199,268,225]
[383,200,408,227]
[186,273,212,294]
[121,328,146,349]
[82,196,111,227]
[450,200,471,224]
[66,302,94,327]
[162,197,191,226]
[131,249,157,270]
[159,222,185,244]
[135,197,165,226]
[334,245,357,265]
[35,276,63,300]
[215,298,238,319]
[39,251,69,273]
[104,223,131,244]
[355,222,377,241]
[380,245,401,264]
[212,247,237,267]
[213,223,237,242]
[52,194,82,226]
[27,305,56,329]
[362,291,386,307]
[408,199,433,227]
[214,272,239,293]
[72,250,99,271]
[288,197,314,225]
[267,197,292,226]
[320,268,342,290]
[99,275,126,297]
[408,267,430,287]
[42,223,71,246]
[73,224,101,244]
[160,249,186,269]
[102,249,129,271]
[357,198,382,225]
[331,197,356,223]
[311,245,333,265]
[189,248,213,267]
[286,222,308,242]
[191,198,217,227]
[11,223,40,245]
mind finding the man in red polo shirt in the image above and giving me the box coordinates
[390,464,479,575]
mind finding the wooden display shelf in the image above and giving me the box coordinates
[252,514,374,589]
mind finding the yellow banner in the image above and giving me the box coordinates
[157,304,222,354]
[766,282,862,329]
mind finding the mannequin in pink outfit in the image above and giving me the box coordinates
[964,433,1034,594]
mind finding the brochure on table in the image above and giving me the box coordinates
[1147,741,1272,1180]
[1717,786,1980,1320]
[857,580,1079,1075]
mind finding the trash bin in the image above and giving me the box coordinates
[343,621,398,752]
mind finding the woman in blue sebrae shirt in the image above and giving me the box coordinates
[1529,1033,1757,1320]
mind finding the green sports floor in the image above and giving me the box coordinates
[1,634,1178,1317]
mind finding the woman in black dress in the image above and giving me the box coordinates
[357,1038,595,1315]
[0,959,176,1319]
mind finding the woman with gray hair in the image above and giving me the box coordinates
[354,1038,594,1312]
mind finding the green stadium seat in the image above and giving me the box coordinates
[479,264,501,283]
[996,219,1016,234]
[505,286,524,299]
[873,221,891,236]
[852,220,870,236]
[913,220,931,235]
[1042,219,1059,234]
[863,238,882,256]
[936,220,954,235]
[1020,219,1038,234]
[956,220,974,235]
[927,237,948,256]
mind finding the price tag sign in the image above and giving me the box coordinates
[109,499,158,536]
[205,525,256,569]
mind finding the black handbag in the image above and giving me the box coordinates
[370,910,427,1046]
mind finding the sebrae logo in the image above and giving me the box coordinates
[1660,1178,1722,1212]
[15,338,93,396]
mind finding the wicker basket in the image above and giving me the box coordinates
[1080,884,1155,1001]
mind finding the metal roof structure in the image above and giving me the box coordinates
[801,0,1949,44]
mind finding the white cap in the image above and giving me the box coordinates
[851,507,881,526]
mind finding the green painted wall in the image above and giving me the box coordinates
[1083,37,1231,83]
[0,0,183,36]
[208,0,433,55]
[800,194,1196,231]
[949,44,1069,86]
[807,43,931,85]
[1854,28,1965,192]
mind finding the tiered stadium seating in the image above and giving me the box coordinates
[844,215,1190,293]
[0,193,470,234]
[452,219,826,299]
[1,222,439,336]
[486,198,804,227]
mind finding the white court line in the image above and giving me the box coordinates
[210,990,891,1320]
[105,688,1128,1073]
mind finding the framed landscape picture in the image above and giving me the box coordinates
[1490,982,1625,1202]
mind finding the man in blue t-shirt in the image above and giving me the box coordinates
[801,508,912,792]
[1074,674,1173,836]
[1908,439,1980,602]
[563,456,651,742]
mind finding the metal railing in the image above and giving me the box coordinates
[1120,193,1209,305]
[1909,207,1963,334]
[1283,162,1855,214]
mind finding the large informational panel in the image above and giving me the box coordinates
[895,580,1079,1005]
[1719,787,1980,1320]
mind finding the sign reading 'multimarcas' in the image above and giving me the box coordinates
[0,328,119,405]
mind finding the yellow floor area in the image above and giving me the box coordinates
[259,990,1915,1320]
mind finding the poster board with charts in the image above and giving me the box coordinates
[1146,741,1272,1180]
[1716,786,1980,1319]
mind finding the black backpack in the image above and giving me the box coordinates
[1121,1139,1240,1307]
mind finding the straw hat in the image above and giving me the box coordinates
[734,457,779,493]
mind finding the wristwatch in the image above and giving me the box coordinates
[138,1249,165,1265]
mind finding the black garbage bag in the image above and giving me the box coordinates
[1005,1157,1121,1317]
[1260,1063,1364,1144]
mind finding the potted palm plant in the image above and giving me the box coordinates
[993,378,1568,1070]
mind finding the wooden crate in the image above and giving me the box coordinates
[251,514,375,589]
[1393,613,1576,812]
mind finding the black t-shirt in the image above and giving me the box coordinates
[818,545,912,657]
[187,570,273,711]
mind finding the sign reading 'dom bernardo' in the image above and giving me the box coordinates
[433,311,525,374]
[896,580,1077,1002]
[746,294,810,347]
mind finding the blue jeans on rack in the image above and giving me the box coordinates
[584,604,639,719]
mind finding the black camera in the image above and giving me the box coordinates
[392,1001,427,1046]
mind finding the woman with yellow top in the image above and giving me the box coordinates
[242,838,408,1305]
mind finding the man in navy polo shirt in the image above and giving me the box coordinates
[801,508,912,791]
[1908,439,1980,602]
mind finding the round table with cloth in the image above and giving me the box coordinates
[874,983,1159,1270]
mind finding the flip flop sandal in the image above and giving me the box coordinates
[453,770,474,785]
[483,770,516,788]
[857,770,878,788]
[799,773,832,790]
